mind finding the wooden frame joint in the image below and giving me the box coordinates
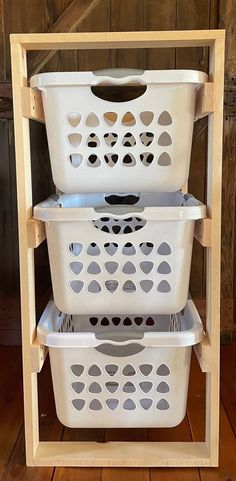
[195,82,214,119]
[194,335,211,373]
[31,339,48,373]
[194,217,212,247]
[22,86,44,122]
[27,218,46,248]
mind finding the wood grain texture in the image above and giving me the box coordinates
[220,343,236,435]
[219,0,236,331]
[0,0,6,80]
[220,118,236,298]
[111,0,144,68]
[144,0,176,69]
[45,0,77,72]
[0,347,23,478]
[10,0,45,77]
[54,466,101,481]
[29,0,102,75]
[219,0,236,77]
[0,120,19,297]
[176,0,210,71]
[102,467,149,481]
[1,358,63,481]
[78,0,111,71]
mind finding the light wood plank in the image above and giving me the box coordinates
[10,30,225,50]
[205,35,225,466]
[102,426,148,481]
[31,339,48,373]
[22,87,44,122]
[195,83,214,119]
[194,218,212,247]
[27,219,46,248]
[34,441,210,467]
[194,335,212,373]
[11,40,39,466]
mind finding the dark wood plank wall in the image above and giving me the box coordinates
[0,0,235,344]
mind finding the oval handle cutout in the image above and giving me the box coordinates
[91,84,147,102]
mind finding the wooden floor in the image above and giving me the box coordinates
[0,344,236,480]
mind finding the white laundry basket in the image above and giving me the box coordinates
[30,69,207,193]
[34,192,206,315]
[37,299,204,428]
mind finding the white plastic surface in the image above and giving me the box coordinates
[34,192,206,315]
[30,69,208,193]
[37,299,204,428]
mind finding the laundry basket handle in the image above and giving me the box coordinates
[94,205,145,217]
[95,342,145,357]
[95,331,144,343]
[92,68,146,86]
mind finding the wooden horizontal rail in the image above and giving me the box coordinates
[194,218,212,247]
[22,87,44,122]
[194,335,211,373]
[31,339,48,373]
[10,30,225,50]
[22,82,214,124]
[34,441,211,467]
[27,219,46,248]
[195,82,214,119]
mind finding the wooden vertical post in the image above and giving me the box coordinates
[205,36,225,465]
[11,42,39,466]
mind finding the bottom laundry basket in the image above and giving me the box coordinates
[37,300,204,429]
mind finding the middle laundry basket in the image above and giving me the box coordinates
[34,192,206,315]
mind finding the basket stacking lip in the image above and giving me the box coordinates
[33,192,206,315]
[30,69,208,88]
[33,192,206,222]
[37,299,205,349]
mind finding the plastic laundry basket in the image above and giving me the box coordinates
[34,192,206,315]
[37,299,204,428]
[30,69,208,193]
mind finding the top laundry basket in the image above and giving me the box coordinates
[30,69,208,193]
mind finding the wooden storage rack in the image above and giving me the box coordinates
[10,30,224,467]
